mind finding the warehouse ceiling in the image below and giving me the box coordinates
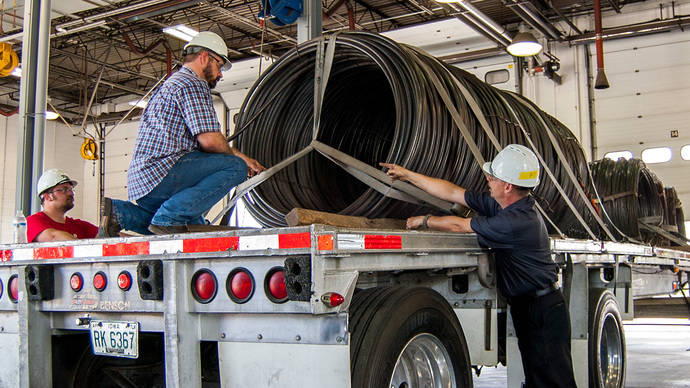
[0,0,633,123]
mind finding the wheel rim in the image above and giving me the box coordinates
[389,333,456,388]
[599,312,623,388]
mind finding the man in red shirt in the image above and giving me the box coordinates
[27,169,98,242]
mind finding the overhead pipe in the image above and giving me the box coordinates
[505,0,562,40]
[567,16,690,44]
[55,0,174,31]
[593,0,610,89]
[445,2,512,45]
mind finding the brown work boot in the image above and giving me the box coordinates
[148,224,190,235]
[97,197,122,238]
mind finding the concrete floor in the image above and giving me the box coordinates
[473,318,690,388]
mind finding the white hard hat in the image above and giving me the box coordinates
[482,144,540,188]
[183,31,232,71]
[37,169,78,196]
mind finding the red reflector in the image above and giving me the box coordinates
[321,292,345,308]
[8,275,18,302]
[268,270,287,300]
[93,272,107,291]
[364,235,402,249]
[195,272,217,301]
[230,271,253,301]
[70,273,83,292]
[117,272,132,291]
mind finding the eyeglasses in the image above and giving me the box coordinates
[207,52,223,69]
[50,187,74,194]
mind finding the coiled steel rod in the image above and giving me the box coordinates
[235,32,604,238]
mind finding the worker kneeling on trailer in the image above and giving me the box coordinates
[99,31,265,237]
[27,169,98,242]
[381,144,577,388]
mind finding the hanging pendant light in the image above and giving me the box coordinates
[507,31,542,57]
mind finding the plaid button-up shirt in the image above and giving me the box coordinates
[127,66,222,200]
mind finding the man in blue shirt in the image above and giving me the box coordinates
[100,31,264,236]
[381,144,576,388]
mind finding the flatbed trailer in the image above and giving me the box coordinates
[0,225,687,388]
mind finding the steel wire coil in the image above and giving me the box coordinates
[235,31,603,238]
[589,158,667,244]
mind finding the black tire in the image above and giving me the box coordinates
[588,289,626,388]
[349,286,473,388]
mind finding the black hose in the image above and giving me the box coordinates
[235,31,603,238]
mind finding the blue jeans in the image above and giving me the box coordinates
[111,151,247,234]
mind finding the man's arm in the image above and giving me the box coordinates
[196,132,265,176]
[379,163,468,207]
[34,228,77,242]
[407,215,473,233]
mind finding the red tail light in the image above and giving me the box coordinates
[227,268,254,303]
[8,275,18,303]
[93,272,107,291]
[70,273,83,292]
[321,292,345,308]
[117,271,132,291]
[265,267,288,303]
[192,269,217,303]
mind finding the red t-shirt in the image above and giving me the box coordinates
[26,212,98,242]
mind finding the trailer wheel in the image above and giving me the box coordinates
[589,289,626,388]
[349,287,472,388]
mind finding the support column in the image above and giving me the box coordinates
[297,0,322,43]
[16,0,52,215]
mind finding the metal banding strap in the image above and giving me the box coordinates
[404,45,486,167]
[211,145,315,224]
[311,140,457,213]
[312,32,340,141]
[509,92,616,241]
[495,92,590,240]
[414,47,567,237]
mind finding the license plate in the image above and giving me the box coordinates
[89,320,139,359]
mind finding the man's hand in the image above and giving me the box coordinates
[243,157,265,177]
[407,215,425,230]
[379,162,410,182]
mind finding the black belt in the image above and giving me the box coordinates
[529,282,559,298]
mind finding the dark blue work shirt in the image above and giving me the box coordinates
[465,191,557,299]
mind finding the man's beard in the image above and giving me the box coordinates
[59,199,74,213]
[203,62,221,89]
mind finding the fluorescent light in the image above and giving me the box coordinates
[128,99,148,109]
[507,32,543,57]
[45,111,59,120]
[163,24,199,42]
[10,67,21,78]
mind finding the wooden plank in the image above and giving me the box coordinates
[286,208,407,230]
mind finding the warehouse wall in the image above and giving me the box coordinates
[0,116,86,243]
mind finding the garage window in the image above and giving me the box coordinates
[484,69,510,85]
[604,151,633,161]
[641,147,672,164]
[681,145,690,161]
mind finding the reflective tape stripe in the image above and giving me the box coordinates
[103,242,150,256]
[183,236,238,253]
[34,246,74,260]
[278,233,311,249]
[364,235,402,249]
[73,244,103,258]
[13,248,33,260]
[150,240,183,254]
[240,235,279,250]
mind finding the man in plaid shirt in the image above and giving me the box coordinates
[99,31,264,236]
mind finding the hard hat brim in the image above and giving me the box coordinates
[482,161,494,177]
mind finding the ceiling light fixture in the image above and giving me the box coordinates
[507,31,543,57]
[163,24,199,42]
[10,67,21,78]
[45,111,59,120]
